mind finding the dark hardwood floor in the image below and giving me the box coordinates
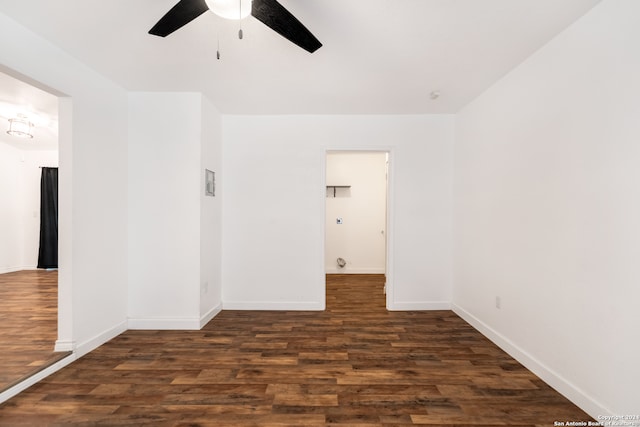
[0,270,68,392]
[0,274,592,426]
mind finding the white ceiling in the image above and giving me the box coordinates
[0,0,601,115]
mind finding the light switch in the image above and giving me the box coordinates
[336,218,343,224]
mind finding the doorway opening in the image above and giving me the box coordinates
[324,150,391,309]
[0,68,66,393]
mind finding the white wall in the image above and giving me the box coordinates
[325,152,387,274]
[454,0,640,416]
[128,92,201,328]
[128,92,223,329]
[0,142,24,273]
[222,115,454,310]
[0,11,129,355]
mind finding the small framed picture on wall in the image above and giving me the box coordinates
[205,169,215,197]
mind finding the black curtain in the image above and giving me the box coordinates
[37,167,58,269]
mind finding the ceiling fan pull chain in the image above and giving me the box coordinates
[217,31,221,60]
[238,0,244,39]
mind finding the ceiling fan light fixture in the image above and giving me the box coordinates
[6,114,34,139]
[206,0,252,20]
[149,0,322,53]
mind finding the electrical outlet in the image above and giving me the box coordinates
[495,296,501,309]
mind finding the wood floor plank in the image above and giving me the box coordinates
[0,274,593,425]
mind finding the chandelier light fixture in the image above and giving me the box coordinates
[6,114,34,139]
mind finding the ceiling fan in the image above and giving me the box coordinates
[149,0,322,53]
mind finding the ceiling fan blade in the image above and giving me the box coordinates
[149,0,210,37]
[251,0,322,53]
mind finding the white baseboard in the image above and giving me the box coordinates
[54,339,76,352]
[75,320,128,358]
[325,268,386,274]
[387,301,451,311]
[0,266,27,274]
[200,303,222,328]
[0,353,76,405]
[452,303,612,419]
[0,266,44,274]
[128,305,224,330]
[128,317,203,330]
[222,301,325,311]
